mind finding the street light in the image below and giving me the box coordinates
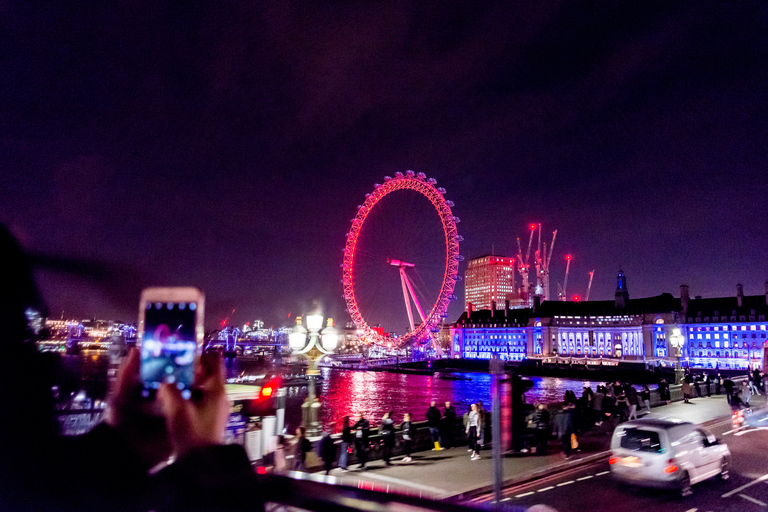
[289,313,337,437]
[669,327,685,385]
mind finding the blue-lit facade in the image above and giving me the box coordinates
[451,279,768,370]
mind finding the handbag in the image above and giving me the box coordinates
[570,433,579,450]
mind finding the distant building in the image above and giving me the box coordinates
[450,271,768,370]
[464,255,516,312]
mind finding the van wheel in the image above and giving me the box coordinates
[719,456,730,481]
[680,471,692,497]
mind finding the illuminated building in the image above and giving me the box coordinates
[464,255,516,312]
[451,271,768,370]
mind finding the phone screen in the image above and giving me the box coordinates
[140,301,198,394]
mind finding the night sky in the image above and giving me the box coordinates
[3,2,767,331]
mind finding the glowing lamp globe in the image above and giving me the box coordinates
[307,313,324,332]
[289,319,308,350]
[321,319,338,351]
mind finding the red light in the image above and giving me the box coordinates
[664,465,678,473]
[573,296,580,301]
[609,457,620,465]
[261,386,273,397]
[566,255,571,260]
[256,466,267,474]
[530,224,536,230]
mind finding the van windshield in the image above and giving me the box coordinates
[620,428,662,453]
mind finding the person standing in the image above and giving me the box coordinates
[724,376,735,404]
[715,373,722,395]
[591,386,605,426]
[529,404,551,454]
[681,379,692,403]
[693,375,702,398]
[466,403,481,460]
[443,401,456,449]
[319,426,336,475]
[401,413,413,463]
[292,426,312,471]
[476,400,487,448]
[704,374,712,397]
[641,384,652,415]
[353,413,370,470]
[625,384,639,421]
[380,412,395,466]
[338,416,353,471]
[658,378,671,404]
[426,400,443,450]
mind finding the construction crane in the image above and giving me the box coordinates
[534,227,557,301]
[585,270,595,301]
[559,254,572,301]
[516,224,536,306]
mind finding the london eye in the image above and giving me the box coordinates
[342,171,461,350]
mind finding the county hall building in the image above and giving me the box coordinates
[451,271,768,371]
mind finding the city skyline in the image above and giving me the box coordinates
[3,2,767,330]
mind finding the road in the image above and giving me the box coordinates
[467,409,768,512]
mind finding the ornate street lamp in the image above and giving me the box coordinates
[289,313,338,437]
[669,327,685,385]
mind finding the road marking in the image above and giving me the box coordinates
[500,498,511,502]
[515,492,534,498]
[537,486,555,492]
[722,472,768,497]
[740,494,767,507]
[735,427,768,436]
[556,480,575,487]
[596,471,610,476]
[577,475,594,481]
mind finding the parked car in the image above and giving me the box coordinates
[609,418,730,497]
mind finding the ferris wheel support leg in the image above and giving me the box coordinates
[400,268,416,332]
[403,271,427,323]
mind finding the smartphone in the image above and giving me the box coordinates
[138,287,205,398]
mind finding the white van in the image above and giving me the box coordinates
[609,418,730,496]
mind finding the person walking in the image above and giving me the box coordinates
[442,401,456,449]
[641,384,652,414]
[742,380,752,410]
[554,403,575,459]
[476,400,487,449]
[750,369,762,395]
[338,416,353,471]
[401,413,413,463]
[681,379,692,403]
[292,426,312,471]
[319,426,336,475]
[724,376,735,404]
[528,403,551,454]
[353,412,370,470]
[380,411,395,466]
[625,383,639,421]
[426,400,443,450]
[658,378,671,404]
[466,403,482,460]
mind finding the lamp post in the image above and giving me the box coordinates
[288,313,338,438]
[669,327,685,385]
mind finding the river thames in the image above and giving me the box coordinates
[59,352,605,432]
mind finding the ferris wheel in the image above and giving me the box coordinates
[342,171,462,349]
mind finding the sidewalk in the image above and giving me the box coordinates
[296,391,767,500]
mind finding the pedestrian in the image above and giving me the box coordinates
[476,400,487,448]
[443,401,456,449]
[353,412,370,470]
[693,375,702,398]
[401,413,413,463]
[751,369,762,395]
[591,386,605,426]
[681,379,692,403]
[554,403,575,459]
[625,383,639,421]
[380,411,395,466]
[615,386,629,422]
[292,426,312,471]
[466,403,482,460]
[602,384,615,425]
[641,384,651,414]
[658,378,671,404]
[426,400,443,450]
[338,416,353,471]
[580,386,594,428]
[715,373,722,395]
[273,435,287,473]
[724,376,735,404]
[528,403,551,454]
[742,381,752,409]
[704,373,711,397]
[319,426,336,475]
